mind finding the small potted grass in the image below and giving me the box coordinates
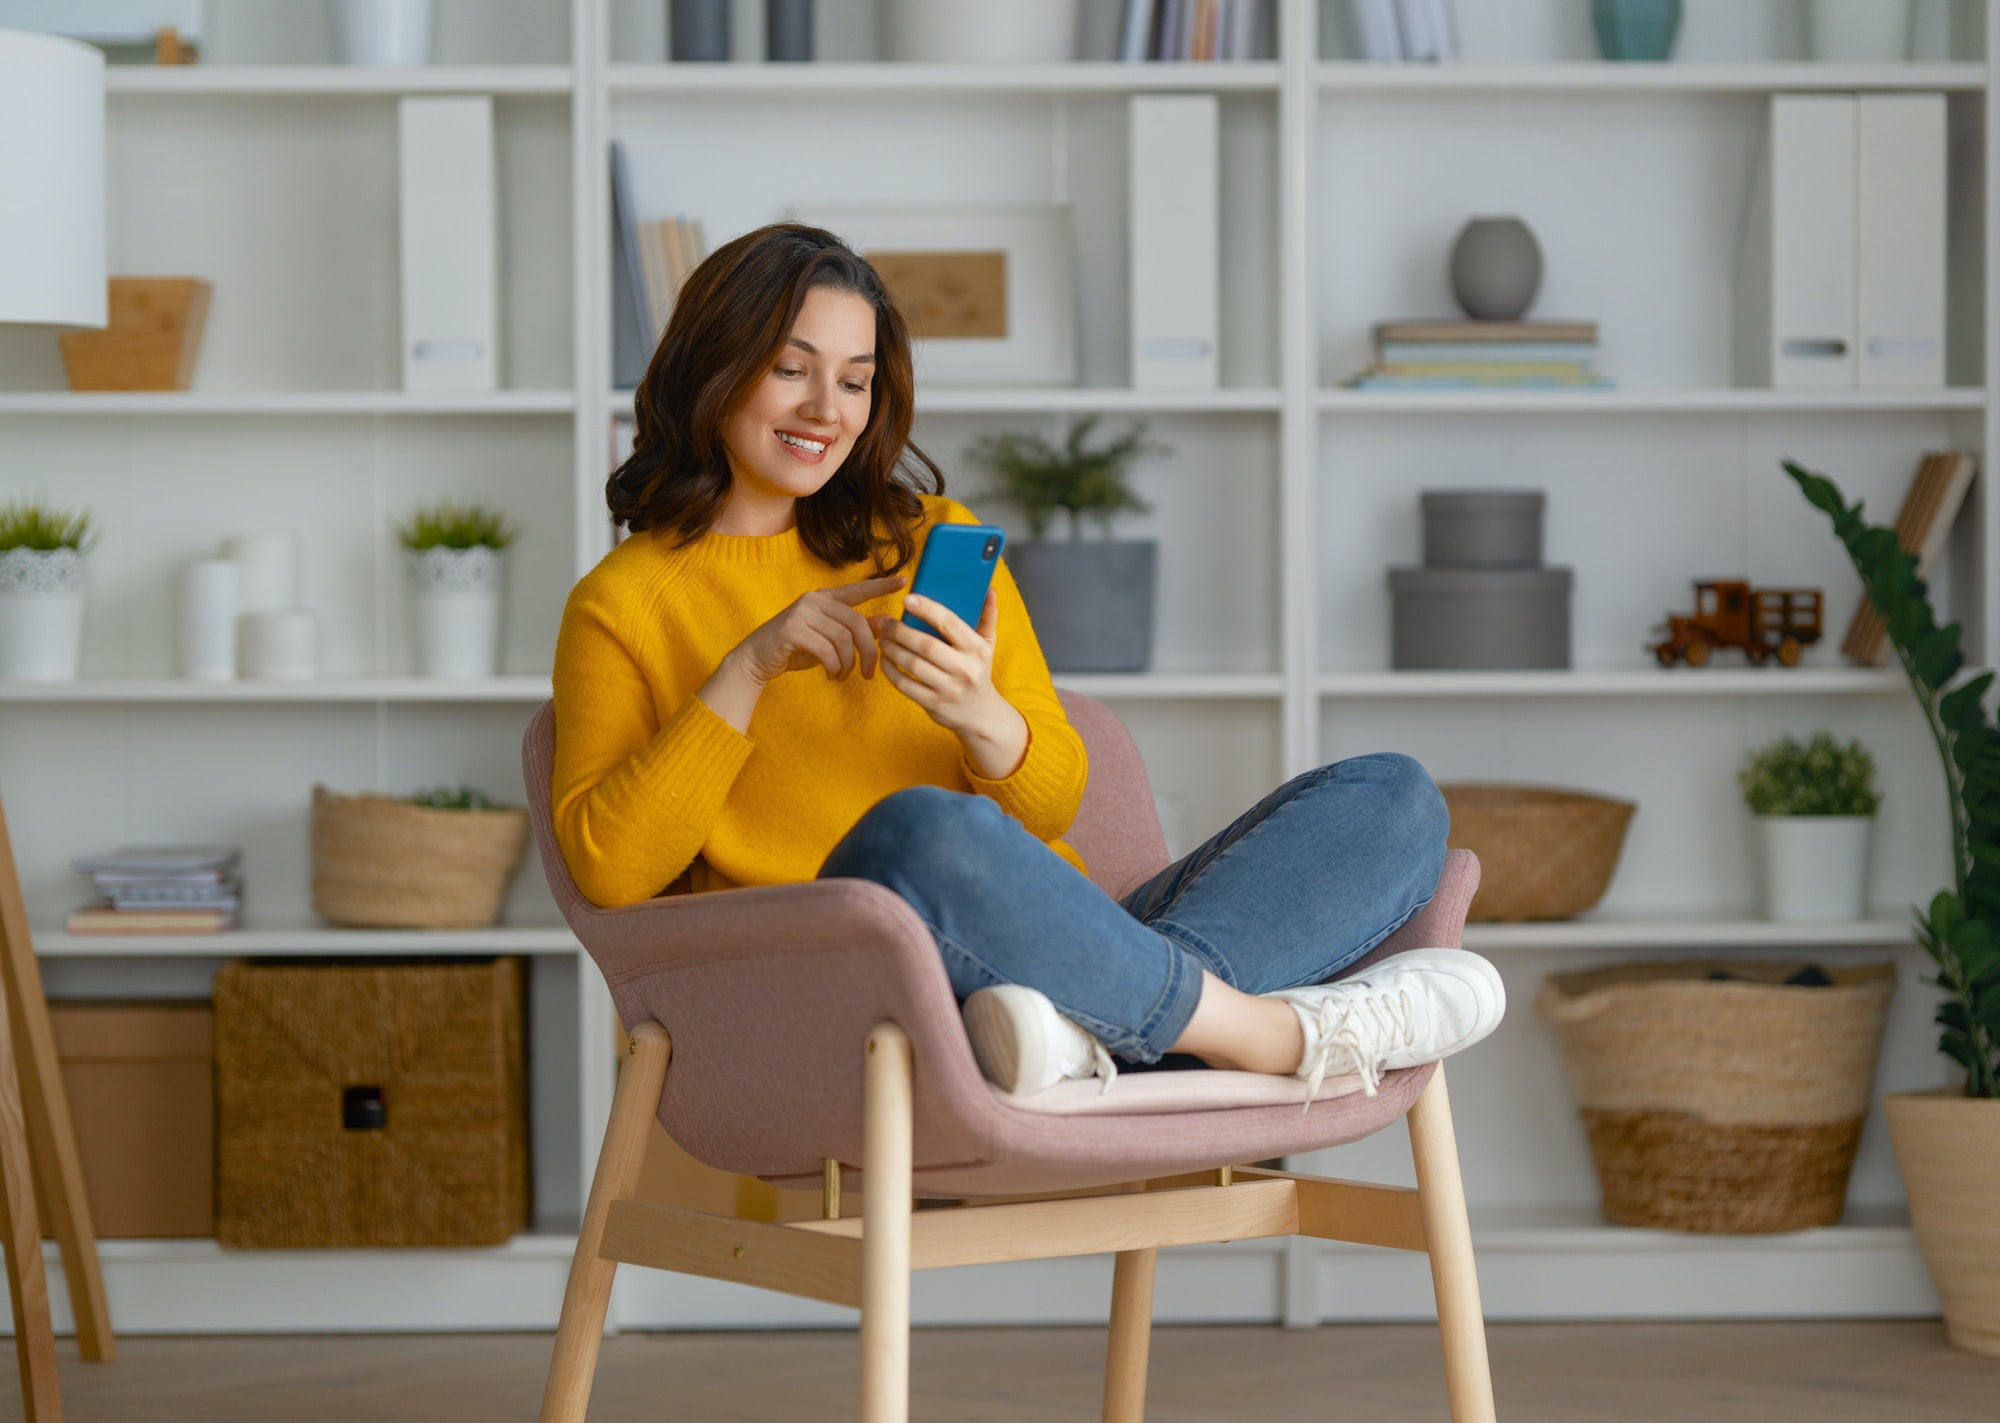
[1739,731,1881,922]
[398,499,516,679]
[0,500,95,682]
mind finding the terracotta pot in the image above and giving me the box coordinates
[1884,1090,2000,1357]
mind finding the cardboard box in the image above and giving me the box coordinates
[42,1001,214,1239]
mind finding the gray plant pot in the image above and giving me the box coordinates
[1008,539,1156,673]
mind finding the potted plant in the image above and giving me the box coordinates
[966,417,1162,673]
[1788,459,2000,1356]
[312,782,528,929]
[398,499,514,680]
[1739,731,1881,922]
[0,500,93,682]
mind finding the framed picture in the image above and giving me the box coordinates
[790,205,1077,387]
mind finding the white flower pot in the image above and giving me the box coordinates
[1755,814,1872,922]
[0,548,86,682]
[1805,0,1911,61]
[883,0,1080,62]
[336,0,433,65]
[410,546,505,679]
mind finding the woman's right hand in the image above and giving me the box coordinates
[730,575,906,685]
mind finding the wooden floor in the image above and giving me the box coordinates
[4,1320,1994,1421]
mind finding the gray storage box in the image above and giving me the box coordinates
[1388,565,1573,669]
[1421,490,1546,568]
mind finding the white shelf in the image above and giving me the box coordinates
[610,387,1282,415]
[1461,914,1916,951]
[1056,673,1284,699]
[607,60,1281,95]
[0,677,554,703]
[0,391,576,416]
[105,65,573,96]
[1315,61,1986,94]
[1317,668,1908,698]
[33,923,579,957]
[1317,387,1986,414]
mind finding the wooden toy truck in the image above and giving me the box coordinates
[1651,579,1824,667]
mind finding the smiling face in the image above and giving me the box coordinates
[716,285,878,534]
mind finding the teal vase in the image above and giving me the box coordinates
[1593,0,1682,61]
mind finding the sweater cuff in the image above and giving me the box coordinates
[963,721,1081,823]
[633,692,755,803]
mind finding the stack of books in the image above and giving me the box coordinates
[635,215,707,339]
[1118,0,1265,61]
[1347,321,1613,391]
[66,846,241,935]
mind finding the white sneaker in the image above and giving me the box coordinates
[963,985,1117,1097]
[1267,949,1505,1105]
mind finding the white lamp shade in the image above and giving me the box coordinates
[0,29,106,327]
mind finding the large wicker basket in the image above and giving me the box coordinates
[1441,783,1635,922]
[311,785,528,929]
[1536,959,1896,1233]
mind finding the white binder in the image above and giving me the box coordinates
[398,96,499,392]
[1129,94,1220,389]
[1734,95,1857,388]
[1857,94,1947,388]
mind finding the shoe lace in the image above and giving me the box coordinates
[1297,985,1418,1110]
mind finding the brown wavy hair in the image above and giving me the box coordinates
[607,223,942,574]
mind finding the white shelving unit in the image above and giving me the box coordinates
[2,0,1987,1337]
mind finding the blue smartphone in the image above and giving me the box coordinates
[902,524,1006,639]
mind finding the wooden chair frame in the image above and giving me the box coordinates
[540,1021,1497,1423]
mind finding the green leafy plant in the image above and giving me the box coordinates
[1740,732,1882,817]
[397,500,516,552]
[1788,458,2000,1098]
[0,500,94,552]
[964,417,1162,540]
[410,784,499,811]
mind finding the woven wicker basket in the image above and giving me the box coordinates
[1536,959,1896,1233]
[1441,783,1636,922]
[311,785,528,929]
[214,957,528,1248]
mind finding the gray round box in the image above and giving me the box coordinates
[1421,490,1546,568]
[1388,565,1573,669]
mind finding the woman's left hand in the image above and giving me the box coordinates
[870,591,1029,776]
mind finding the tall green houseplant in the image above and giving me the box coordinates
[1787,459,2000,1098]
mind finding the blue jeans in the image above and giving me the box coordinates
[816,753,1449,1064]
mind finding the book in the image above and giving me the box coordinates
[1118,0,1155,62]
[637,217,671,336]
[1375,319,1599,344]
[609,140,652,389]
[1841,450,1977,665]
[1340,0,1403,60]
[1347,373,1615,390]
[1379,340,1597,365]
[1224,0,1256,60]
[66,906,236,934]
[71,846,239,876]
[102,885,240,908]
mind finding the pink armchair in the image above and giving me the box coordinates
[525,692,1495,1423]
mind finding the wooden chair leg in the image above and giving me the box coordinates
[1101,1246,1157,1423]
[0,793,112,1363]
[538,1022,672,1423]
[0,939,61,1422]
[1407,1065,1496,1423]
[860,1022,914,1423]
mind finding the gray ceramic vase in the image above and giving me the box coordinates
[1007,540,1156,673]
[1449,217,1543,322]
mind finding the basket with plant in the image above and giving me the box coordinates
[1787,457,2000,1354]
[964,417,1166,672]
[311,782,528,929]
[0,499,96,682]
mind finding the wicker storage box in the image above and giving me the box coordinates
[311,785,529,929]
[1536,959,1896,1233]
[214,957,528,1248]
[1441,783,1635,922]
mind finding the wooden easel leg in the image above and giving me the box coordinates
[1407,1065,1496,1423]
[538,1022,671,1423]
[0,947,62,1421]
[1101,1245,1157,1423]
[860,1022,913,1423]
[0,792,112,1363]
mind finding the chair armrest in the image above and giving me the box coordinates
[574,878,998,1182]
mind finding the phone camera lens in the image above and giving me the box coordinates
[983,537,999,558]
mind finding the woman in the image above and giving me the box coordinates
[552,223,1503,1102]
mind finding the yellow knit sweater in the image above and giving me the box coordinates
[551,494,1090,907]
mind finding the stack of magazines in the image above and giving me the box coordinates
[1346,320,1612,391]
[67,846,241,935]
